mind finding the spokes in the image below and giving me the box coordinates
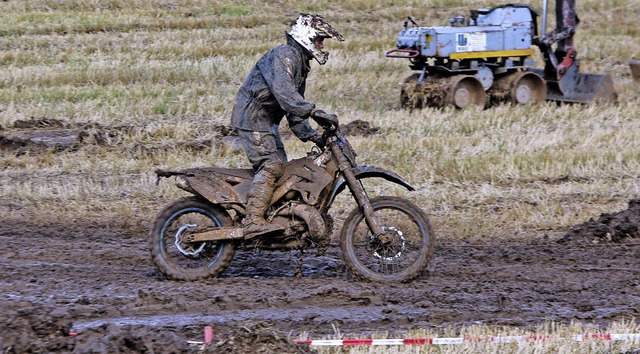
[350,207,422,276]
[341,196,434,282]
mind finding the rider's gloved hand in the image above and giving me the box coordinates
[311,109,339,128]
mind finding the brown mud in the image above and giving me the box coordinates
[0,118,378,156]
[559,199,640,244]
[1,120,638,352]
[0,118,233,156]
[1,206,638,353]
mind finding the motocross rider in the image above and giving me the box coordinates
[231,14,344,238]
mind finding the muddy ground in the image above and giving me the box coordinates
[1,201,639,353]
[1,121,639,353]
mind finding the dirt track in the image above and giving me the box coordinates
[1,206,638,353]
[1,122,639,352]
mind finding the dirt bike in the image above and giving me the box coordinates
[150,118,435,282]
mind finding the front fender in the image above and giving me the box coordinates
[327,166,415,206]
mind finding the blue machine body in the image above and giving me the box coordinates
[396,5,537,60]
[388,2,617,107]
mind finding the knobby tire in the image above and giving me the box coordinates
[149,196,236,280]
[340,196,435,282]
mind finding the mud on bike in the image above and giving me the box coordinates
[150,118,435,282]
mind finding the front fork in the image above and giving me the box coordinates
[329,140,386,238]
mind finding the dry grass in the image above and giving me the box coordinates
[2,0,639,236]
[1,0,639,348]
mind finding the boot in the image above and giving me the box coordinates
[243,169,284,238]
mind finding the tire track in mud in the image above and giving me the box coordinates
[2,220,638,340]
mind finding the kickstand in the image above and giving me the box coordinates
[293,250,304,278]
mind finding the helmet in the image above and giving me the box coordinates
[288,13,344,65]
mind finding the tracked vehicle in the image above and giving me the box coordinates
[386,1,618,108]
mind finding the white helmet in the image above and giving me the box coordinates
[288,13,344,65]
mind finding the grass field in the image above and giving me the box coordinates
[1,0,639,351]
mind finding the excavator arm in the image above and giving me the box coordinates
[538,0,580,79]
[533,0,617,103]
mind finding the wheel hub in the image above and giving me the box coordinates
[515,82,533,103]
[453,86,471,107]
[370,227,406,261]
[175,224,206,256]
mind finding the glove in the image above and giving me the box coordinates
[311,109,339,128]
[309,133,325,149]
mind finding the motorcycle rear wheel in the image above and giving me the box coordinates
[340,196,435,282]
[149,196,236,280]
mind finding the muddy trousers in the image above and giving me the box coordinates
[243,169,284,238]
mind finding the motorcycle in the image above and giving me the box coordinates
[149,118,435,282]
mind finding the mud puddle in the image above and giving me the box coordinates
[71,305,390,333]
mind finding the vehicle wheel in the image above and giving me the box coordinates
[340,196,435,282]
[149,196,236,280]
[511,72,546,104]
[447,75,486,108]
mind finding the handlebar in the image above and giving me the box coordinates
[316,118,339,130]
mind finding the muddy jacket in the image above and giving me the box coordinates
[231,35,317,141]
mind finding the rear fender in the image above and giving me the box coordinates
[155,168,244,205]
[327,166,415,207]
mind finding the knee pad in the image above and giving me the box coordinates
[261,159,284,178]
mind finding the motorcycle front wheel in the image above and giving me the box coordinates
[340,196,435,282]
[149,196,236,280]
